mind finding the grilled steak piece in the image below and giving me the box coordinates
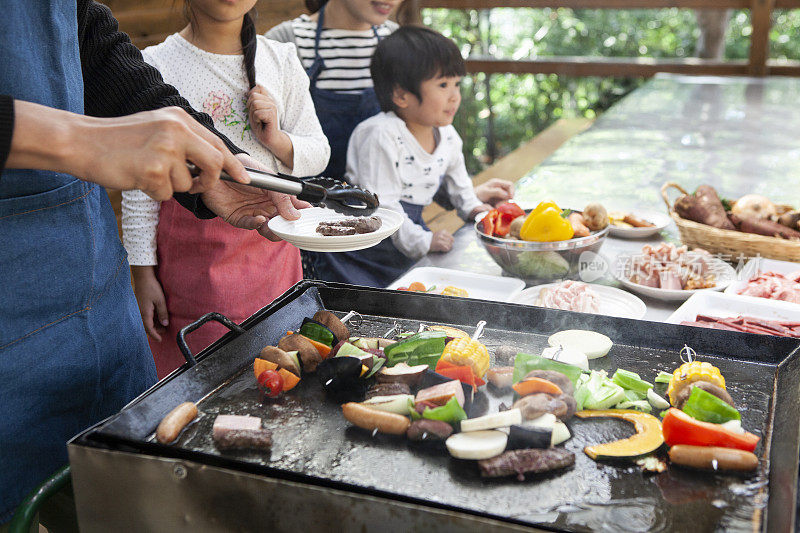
[406,419,453,441]
[316,225,357,236]
[213,428,272,451]
[316,216,382,236]
[366,382,411,399]
[478,448,575,480]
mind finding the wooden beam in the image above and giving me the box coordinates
[421,0,750,9]
[749,0,775,77]
[465,57,750,77]
[768,60,800,76]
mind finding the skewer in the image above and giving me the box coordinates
[680,345,697,364]
[472,320,487,340]
[340,310,362,329]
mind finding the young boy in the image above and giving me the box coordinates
[311,26,492,287]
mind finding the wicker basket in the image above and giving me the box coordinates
[661,182,800,262]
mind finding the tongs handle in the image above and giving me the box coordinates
[186,163,327,204]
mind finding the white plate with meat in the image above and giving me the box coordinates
[607,210,671,239]
[666,291,800,337]
[723,257,800,305]
[508,280,647,319]
[267,207,403,252]
[612,243,737,301]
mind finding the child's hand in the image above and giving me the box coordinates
[131,265,169,342]
[247,85,295,168]
[475,178,514,206]
[469,203,492,220]
[429,230,454,253]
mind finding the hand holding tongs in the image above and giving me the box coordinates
[187,163,380,216]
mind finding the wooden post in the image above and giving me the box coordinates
[748,0,775,76]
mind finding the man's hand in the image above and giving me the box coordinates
[201,154,311,240]
[8,101,250,200]
[475,178,514,206]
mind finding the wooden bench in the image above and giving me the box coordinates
[422,117,594,233]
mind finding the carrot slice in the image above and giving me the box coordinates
[253,358,278,380]
[512,377,563,397]
[278,368,300,391]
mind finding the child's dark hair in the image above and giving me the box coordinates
[371,26,466,113]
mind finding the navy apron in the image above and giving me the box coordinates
[303,6,392,283]
[310,201,427,287]
[306,4,382,181]
[0,3,156,523]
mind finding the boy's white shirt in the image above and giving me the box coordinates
[346,111,482,260]
[121,33,329,266]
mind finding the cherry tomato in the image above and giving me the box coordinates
[397,287,409,291]
[258,370,284,398]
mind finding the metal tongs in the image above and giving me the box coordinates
[187,163,380,216]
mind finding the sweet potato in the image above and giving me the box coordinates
[567,212,590,237]
[674,185,735,230]
[735,215,800,240]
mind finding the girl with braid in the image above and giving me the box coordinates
[122,0,330,378]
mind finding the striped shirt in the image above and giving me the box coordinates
[275,15,395,94]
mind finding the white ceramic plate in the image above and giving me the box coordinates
[267,207,403,252]
[386,267,525,301]
[666,291,800,326]
[613,253,737,302]
[509,283,647,319]
[607,210,671,239]
[724,257,800,301]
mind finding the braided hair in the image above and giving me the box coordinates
[240,10,258,89]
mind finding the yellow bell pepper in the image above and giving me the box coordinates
[529,200,561,218]
[520,207,575,242]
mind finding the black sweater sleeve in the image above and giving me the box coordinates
[0,95,12,171]
[76,0,244,218]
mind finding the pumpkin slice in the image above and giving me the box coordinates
[575,409,664,460]
[253,358,279,380]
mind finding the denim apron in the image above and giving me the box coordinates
[0,3,156,522]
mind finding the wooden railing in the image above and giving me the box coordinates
[419,0,800,77]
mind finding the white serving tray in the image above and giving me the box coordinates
[724,257,800,298]
[509,283,647,320]
[607,209,671,239]
[666,291,800,325]
[386,267,525,302]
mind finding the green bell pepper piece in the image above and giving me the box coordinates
[655,371,673,384]
[612,369,653,394]
[512,353,582,385]
[422,396,467,426]
[384,331,446,367]
[299,319,335,347]
[681,387,741,424]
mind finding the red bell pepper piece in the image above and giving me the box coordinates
[662,408,759,452]
[492,202,525,237]
[435,359,485,387]
[480,209,499,235]
[496,202,525,220]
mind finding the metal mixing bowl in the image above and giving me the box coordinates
[475,215,609,284]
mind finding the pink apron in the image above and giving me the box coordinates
[150,198,301,379]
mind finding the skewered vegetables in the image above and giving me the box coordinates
[441,336,490,379]
[666,361,726,406]
[681,387,740,424]
[446,430,508,460]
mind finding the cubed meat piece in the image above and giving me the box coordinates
[212,415,262,441]
[415,379,465,407]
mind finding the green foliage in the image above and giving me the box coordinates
[424,7,800,174]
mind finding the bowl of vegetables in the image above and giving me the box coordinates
[475,201,610,283]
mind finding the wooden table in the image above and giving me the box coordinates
[410,73,800,321]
